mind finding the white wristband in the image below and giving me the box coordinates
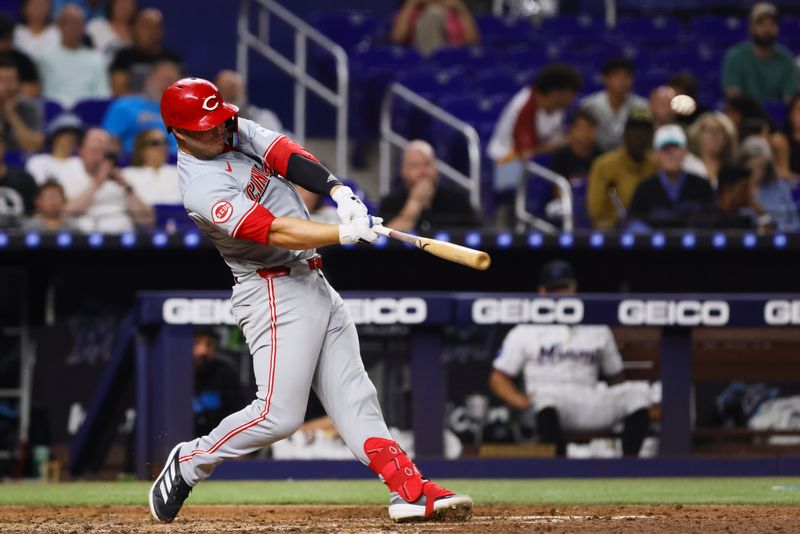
[338,223,356,245]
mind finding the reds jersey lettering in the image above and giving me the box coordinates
[245,166,271,202]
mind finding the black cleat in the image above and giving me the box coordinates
[149,442,193,522]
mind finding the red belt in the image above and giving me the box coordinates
[257,256,323,280]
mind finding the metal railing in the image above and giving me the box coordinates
[236,0,349,176]
[379,83,482,212]
[515,160,574,233]
[492,0,617,27]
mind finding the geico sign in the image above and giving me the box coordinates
[344,298,427,325]
[162,298,236,325]
[618,300,729,326]
[764,300,800,325]
[472,298,584,324]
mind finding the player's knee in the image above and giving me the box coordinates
[268,413,304,440]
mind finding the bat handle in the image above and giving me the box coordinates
[373,225,391,238]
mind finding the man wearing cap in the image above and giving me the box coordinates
[722,2,798,103]
[489,260,651,457]
[627,124,714,229]
[587,108,658,230]
[26,113,86,186]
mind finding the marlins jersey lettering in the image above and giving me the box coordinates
[178,118,315,281]
[493,325,623,392]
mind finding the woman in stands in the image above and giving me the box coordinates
[391,0,479,56]
[739,135,800,233]
[683,112,737,189]
[121,128,180,206]
[86,0,137,64]
[14,0,59,60]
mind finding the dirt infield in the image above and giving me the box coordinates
[1,504,798,533]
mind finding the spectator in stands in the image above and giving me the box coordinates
[0,14,40,97]
[0,129,37,228]
[38,4,110,109]
[192,329,244,438]
[722,2,797,104]
[379,139,479,232]
[649,86,677,131]
[26,112,84,185]
[14,0,60,61]
[549,109,601,181]
[391,0,479,56]
[62,127,153,233]
[102,58,180,156]
[627,125,713,229]
[121,128,180,205]
[0,57,43,152]
[296,185,339,224]
[724,93,793,180]
[782,94,800,178]
[586,108,657,230]
[22,179,78,231]
[488,63,582,191]
[109,7,181,95]
[682,112,738,188]
[740,135,800,232]
[692,164,763,230]
[214,69,282,133]
[489,260,651,458]
[87,0,137,64]
[580,58,647,152]
[667,72,706,126]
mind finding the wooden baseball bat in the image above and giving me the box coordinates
[374,226,491,271]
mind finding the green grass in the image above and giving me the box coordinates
[1,478,799,506]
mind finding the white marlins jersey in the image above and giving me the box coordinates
[178,118,315,281]
[493,325,624,394]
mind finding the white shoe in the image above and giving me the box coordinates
[388,481,473,522]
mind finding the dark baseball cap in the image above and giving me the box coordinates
[625,107,653,129]
[539,260,577,290]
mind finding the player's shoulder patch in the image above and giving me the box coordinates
[211,200,233,224]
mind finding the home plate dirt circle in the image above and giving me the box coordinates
[1,504,799,533]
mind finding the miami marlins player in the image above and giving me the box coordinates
[148,77,472,523]
[489,260,651,456]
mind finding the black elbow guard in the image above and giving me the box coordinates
[285,153,342,196]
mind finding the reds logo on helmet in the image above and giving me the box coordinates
[211,200,233,224]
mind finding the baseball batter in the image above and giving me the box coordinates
[148,78,472,523]
[489,260,651,457]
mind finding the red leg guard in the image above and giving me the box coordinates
[364,437,423,503]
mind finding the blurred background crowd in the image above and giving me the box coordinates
[0,1,799,237]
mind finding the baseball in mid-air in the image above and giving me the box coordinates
[671,94,697,116]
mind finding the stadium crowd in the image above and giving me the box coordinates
[0,0,799,235]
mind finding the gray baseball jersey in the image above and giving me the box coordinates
[175,119,392,486]
[177,118,316,281]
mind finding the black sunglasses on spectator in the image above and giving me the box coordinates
[145,138,167,147]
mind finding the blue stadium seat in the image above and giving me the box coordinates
[428,46,499,71]
[538,14,600,37]
[394,67,468,101]
[5,150,25,167]
[688,15,747,44]
[763,102,786,130]
[43,100,64,126]
[73,98,113,127]
[612,16,685,44]
[475,15,535,47]
[154,204,194,231]
[500,44,551,71]
[471,69,520,97]
[309,10,378,52]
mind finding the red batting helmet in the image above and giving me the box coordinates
[160,77,239,132]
